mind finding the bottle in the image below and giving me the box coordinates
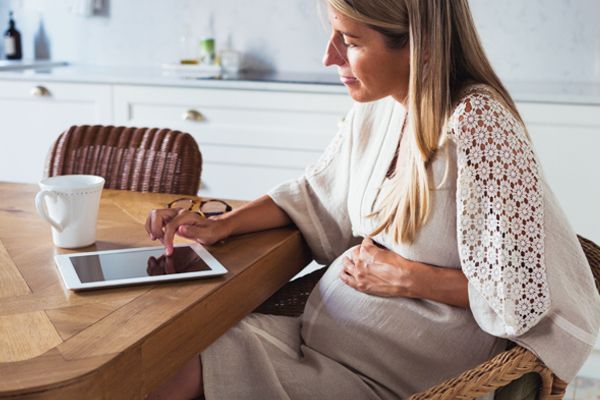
[219,34,242,74]
[179,31,199,64]
[4,11,22,60]
[198,13,216,65]
[199,37,216,65]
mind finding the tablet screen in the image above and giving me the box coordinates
[70,246,211,283]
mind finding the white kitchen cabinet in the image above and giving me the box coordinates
[0,80,112,183]
[517,102,600,243]
[113,84,352,200]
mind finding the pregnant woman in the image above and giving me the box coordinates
[145,0,600,398]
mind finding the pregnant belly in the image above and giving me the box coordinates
[300,254,504,395]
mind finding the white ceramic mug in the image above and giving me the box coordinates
[35,175,105,248]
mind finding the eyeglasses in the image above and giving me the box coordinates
[167,197,233,218]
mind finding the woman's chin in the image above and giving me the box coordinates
[346,88,380,103]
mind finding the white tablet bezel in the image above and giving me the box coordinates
[54,243,228,291]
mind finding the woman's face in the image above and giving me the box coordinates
[323,6,410,104]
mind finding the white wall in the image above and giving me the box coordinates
[469,0,600,84]
[1,0,599,83]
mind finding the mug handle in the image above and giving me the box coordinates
[35,190,64,232]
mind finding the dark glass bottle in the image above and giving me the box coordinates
[4,11,22,60]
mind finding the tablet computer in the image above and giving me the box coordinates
[54,243,228,290]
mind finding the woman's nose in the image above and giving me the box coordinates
[323,36,346,67]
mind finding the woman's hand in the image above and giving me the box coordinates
[340,237,469,308]
[145,208,232,255]
[340,237,418,298]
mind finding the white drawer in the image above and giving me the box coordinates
[199,163,305,201]
[186,125,335,151]
[201,143,319,169]
[114,84,351,150]
[0,79,112,107]
[198,143,319,199]
[0,79,112,183]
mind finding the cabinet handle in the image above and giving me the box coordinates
[182,109,206,122]
[30,86,51,97]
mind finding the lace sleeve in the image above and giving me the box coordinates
[448,91,550,336]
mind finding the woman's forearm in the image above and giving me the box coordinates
[409,261,469,309]
[216,194,293,236]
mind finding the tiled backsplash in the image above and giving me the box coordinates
[0,0,599,83]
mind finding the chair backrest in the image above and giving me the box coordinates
[579,235,600,294]
[45,125,202,195]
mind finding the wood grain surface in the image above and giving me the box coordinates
[0,182,311,399]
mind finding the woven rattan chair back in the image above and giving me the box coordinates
[580,235,600,293]
[45,125,202,195]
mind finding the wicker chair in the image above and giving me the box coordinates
[255,235,600,399]
[45,125,202,195]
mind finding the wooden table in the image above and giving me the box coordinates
[0,182,311,399]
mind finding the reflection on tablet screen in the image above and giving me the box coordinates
[71,247,211,283]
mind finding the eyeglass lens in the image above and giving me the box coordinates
[168,198,231,216]
[200,200,228,214]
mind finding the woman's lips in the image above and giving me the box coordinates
[340,76,358,85]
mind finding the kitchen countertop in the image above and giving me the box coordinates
[1,63,600,104]
[0,59,69,71]
[0,64,347,94]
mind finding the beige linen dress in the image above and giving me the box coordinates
[201,86,600,399]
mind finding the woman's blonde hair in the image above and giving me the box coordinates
[328,0,525,244]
